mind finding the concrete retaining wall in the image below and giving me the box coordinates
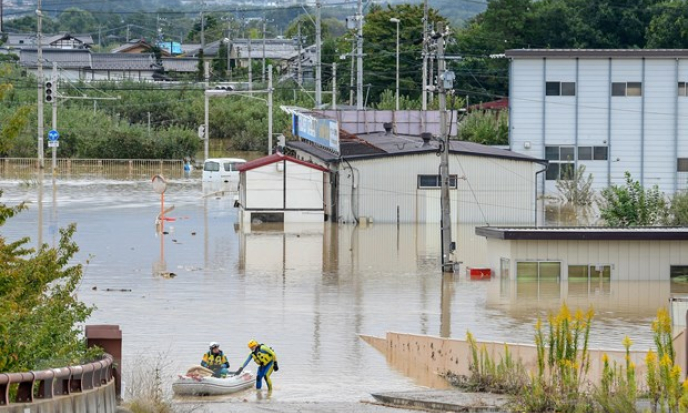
[360,332,664,388]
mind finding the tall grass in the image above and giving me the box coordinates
[457,306,688,413]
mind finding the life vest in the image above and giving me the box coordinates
[250,344,275,366]
[203,351,228,367]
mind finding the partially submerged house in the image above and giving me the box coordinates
[476,226,688,281]
[236,153,330,226]
[285,109,547,225]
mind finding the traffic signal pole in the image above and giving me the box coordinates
[51,62,57,175]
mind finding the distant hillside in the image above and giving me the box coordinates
[387,0,487,26]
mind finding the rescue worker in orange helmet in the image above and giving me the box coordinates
[236,340,278,391]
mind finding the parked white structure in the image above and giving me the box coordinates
[506,49,688,195]
[288,130,546,225]
[236,153,329,226]
[477,227,688,281]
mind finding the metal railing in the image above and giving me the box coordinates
[0,159,187,180]
[0,354,114,406]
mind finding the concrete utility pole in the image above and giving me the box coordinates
[204,60,210,89]
[349,37,355,106]
[51,62,57,174]
[332,62,337,110]
[37,0,44,168]
[356,0,363,110]
[248,36,253,92]
[200,12,205,51]
[268,64,273,154]
[262,18,266,83]
[315,0,322,107]
[297,21,303,86]
[437,22,454,273]
[422,0,428,111]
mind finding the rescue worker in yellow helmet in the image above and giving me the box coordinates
[236,340,278,391]
[201,342,230,377]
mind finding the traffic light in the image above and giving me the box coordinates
[44,81,56,103]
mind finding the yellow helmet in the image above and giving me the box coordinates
[247,340,259,349]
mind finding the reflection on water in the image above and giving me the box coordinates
[0,177,675,403]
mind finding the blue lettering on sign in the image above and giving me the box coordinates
[48,130,60,141]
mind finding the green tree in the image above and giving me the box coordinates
[57,8,98,34]
[598,172,669,227]
[458,110,508,145]
[669,191,688,226]
[0,198,96,372]
[362,3,447,105]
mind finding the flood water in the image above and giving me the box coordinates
[0,174,672,406]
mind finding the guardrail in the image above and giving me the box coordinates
[0,354,114,407]
[0,158,186,180]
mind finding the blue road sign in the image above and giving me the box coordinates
[48,129,59,141]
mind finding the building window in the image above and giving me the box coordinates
[516,261,561,281]
[546,81,576,96]
[679,82,687,97]
[678,158,688,172]
[569,264,611,280]
[594,146,608,160]
[545,146,574,181]
[568,265,611,294]
[578,147,593,161]
[612,82,642,97]
[418,174,458,189]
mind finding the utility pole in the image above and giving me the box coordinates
[332,62,337,110]
[349,37,355,106]
[227,18,233,81]
[268,64,273,154]
[428,22,435,106]
[248,36,253,92]
[37,0,44,169]
[315,0,322,107]
[422,0,428,111]
[297,21,303,86]
[51,62,57,175]
[200,12,205,52]
[356,0,363,110]
[437,22,454,273]
[262,18,266,83]
[126,24,130,42]
[204,60,210,89]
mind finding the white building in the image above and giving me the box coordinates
[477,227,688,281]
[506,49,688,196]
[288,129,546,225]
[236,153,329,226]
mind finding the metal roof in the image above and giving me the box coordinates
[288,132,544,164]
[506,49,688,59]
[476,226,688,241]
[237,153,330,173]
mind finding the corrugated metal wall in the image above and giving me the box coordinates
[337,153,538,224]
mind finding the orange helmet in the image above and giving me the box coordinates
[247,340,259,349]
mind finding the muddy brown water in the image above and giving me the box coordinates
[0,176,668,406]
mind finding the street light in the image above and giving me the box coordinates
[389,17,400,111]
